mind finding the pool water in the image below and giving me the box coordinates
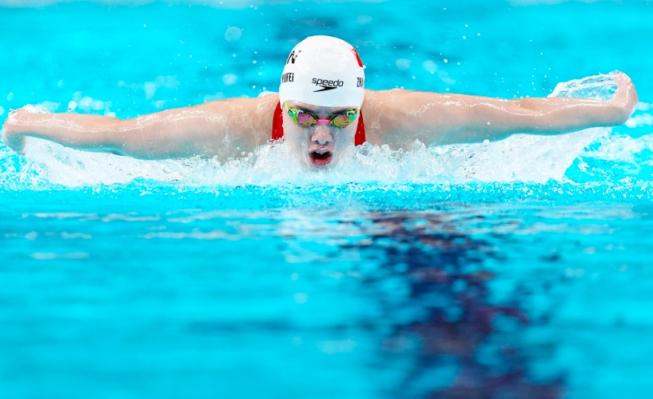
[1,1,652,398]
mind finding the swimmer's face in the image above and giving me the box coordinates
[282,101,358,168]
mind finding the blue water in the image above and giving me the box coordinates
[1,1,652,398]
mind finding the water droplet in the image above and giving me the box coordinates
[222,74,238,86]
[224,26,242,42]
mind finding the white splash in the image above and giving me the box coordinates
[548,73,617,100]
[582,134,653,163]
[13,127,606,187]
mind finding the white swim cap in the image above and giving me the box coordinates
[279,35,365,108]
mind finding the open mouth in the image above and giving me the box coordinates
[309,150,333,166]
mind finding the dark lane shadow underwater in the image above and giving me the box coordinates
[277,206,566,398]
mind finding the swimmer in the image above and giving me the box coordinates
[2,35,638,168]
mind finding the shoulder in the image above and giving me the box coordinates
[361,89,465,147]
[361,89,444,144]
[361,89,405,145]
[200,92,278,116]
[363,88,450,120]
[199,93,279,145]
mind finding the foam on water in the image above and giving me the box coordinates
[0,74,650,192]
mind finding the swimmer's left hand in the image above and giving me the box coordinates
[1,130,25,154]
[611,72,639,123]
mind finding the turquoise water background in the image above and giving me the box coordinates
[1,1,652,398]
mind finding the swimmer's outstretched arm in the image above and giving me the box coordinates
[1,95,277,159]
[364,72,638,146]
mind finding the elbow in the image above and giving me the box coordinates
[113,128,146,158]
[113,120,191,160]
[473,101,546,135]
[100,119,137,156]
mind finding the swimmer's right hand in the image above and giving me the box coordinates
[611,72,639,123]
[1,109,28,153]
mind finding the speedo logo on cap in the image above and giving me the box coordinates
[312,78,344,92]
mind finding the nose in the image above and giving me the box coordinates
[311,125,333,146]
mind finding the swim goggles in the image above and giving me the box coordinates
[286,106,358,128]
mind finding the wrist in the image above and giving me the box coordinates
[3,114,19,136]
[606,102,631,125]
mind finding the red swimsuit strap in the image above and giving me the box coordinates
[271,102,366,145]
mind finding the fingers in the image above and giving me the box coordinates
[613,72,632,97]
[1,119,26,154]
[611,72,638,119]
[612,71,631,85]
[7,108,27,124]
[2,131,25,153]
